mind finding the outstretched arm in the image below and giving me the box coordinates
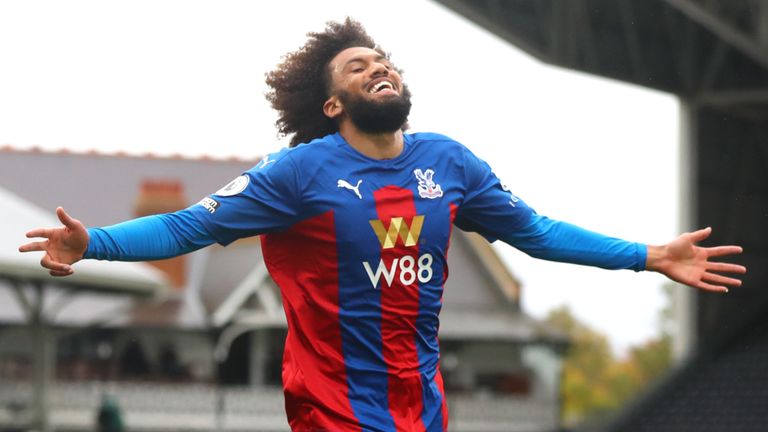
[19,206,216,277]
[454,142,746,293]
[645,227,745,293]
[504,217,746,293]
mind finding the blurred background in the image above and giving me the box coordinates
[0,0,765,431]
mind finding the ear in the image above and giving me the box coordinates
[323,96,343,119]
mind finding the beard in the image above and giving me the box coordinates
[337,85,412,134]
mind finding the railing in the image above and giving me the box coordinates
[0,381,558,432]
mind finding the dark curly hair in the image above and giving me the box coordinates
[265,18,386,147]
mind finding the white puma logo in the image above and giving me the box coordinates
[337,179,363,200]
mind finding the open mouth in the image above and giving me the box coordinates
[368,80,397,95]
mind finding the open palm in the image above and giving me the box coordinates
[652,227,745,293]
[18,207,89,277]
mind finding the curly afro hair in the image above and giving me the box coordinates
[265,18,386,147]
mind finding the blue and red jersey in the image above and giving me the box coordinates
[86,132,646,431]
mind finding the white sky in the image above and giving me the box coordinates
[0,0,680,354]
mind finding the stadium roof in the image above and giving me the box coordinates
[435,0,768,114]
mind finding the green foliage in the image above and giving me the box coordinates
[545,304,673,427]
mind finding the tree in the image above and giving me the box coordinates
[546,302,673,427]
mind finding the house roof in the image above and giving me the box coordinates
[0,144,257,163]
[0,146,259,227]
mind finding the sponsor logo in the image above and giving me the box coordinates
[198,197,219,214]
[363,254,434,289]
[414,168,443,199]
[215,175,249,197]
[363,215,433,289]
[337,178,363,200]
[369,215,424,249]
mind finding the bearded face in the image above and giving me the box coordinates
[324,47,413,135]
[336,84,412,134]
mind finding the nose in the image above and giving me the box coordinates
[370,61,389,77]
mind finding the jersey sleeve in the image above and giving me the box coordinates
[454,145,646,271]
[84,210,216,261]
[186,148,303,246]
[454,144,537,240]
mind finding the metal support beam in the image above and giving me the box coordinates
[695,88,768,106]
[663,0,768,69]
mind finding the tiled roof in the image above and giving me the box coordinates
[0,144,261,163]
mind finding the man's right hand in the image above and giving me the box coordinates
[18,207,89,277]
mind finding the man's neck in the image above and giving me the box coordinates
[339,123,404,160]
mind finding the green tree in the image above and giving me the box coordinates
[546,302,673,427]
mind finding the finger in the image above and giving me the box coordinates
[25,228,55,239]
[707,261,747,274]
[689,226,713,243]
[702,271,742,287]
[56,207,80,230]
[695,280,729,293]
[705,245,743,257]
[40,255,72,273]
[49,268,74,277]
[18,241,47,253]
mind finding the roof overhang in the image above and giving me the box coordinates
[434,0,768,112]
